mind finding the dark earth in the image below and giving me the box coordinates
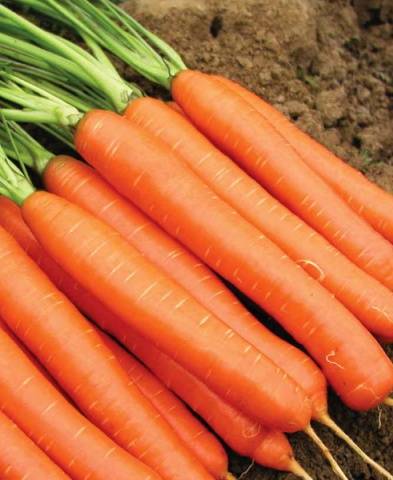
[119,1,393,479]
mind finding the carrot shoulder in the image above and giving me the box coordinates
[0,409,69,480]
[22,189,312,433]
[171,70,393,293]
[75,110,393,411]
[213,75,393,243]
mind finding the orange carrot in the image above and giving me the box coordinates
[101,320,301,474]
[75,109,393,411]
[212,75,393,243]
[171,70,393,292]
[0,196,309,476]
[0,225,214,480]
[0,325,160,480]
[125,97,393,341]
[42,158,327,418]
[0,409,69,480]
[96,328,229,480]
[20,189,310,433]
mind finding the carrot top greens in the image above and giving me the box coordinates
[0,4,142,111]
[6,0,187,89]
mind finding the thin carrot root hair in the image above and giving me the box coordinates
[289,459,315,480]
[304,425,349,480]
[384,397,393,407]
[238,461,254,480]
[319,414,393,480]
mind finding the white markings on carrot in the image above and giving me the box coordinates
[325,351,344,370]
[73,426,87,440]
[99,199,118,215]
[103,446,117,460]
[16,375,34,392]
[174,298,188,310]
[137,281,159,302]
[370,306,393,325]
[41,400,57,416]
[296,259,326,282]
[159,290,173,302]
[128,222,150,239]
[199,315,210,327]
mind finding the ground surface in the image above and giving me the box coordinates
[121,1,393,479]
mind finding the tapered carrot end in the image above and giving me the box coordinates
[289,459,314,480]
[319,413,393,480]
[225,473,237,480]
[384,397,393,407]
[305,425,349,480]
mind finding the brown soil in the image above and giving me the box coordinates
[121,0,393,478]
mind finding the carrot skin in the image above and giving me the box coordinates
[97,328,229,480]
[172,70,393,293]
[213,75,393,243]
[0,197,298,473]
[43,158,327,418]
[0,409,69,480]
[22,189,311,433]
[0,225,214,480]
[125,97,393,341]
[75,109,393,411]
[114,325,296,472]
[0,325,160,480]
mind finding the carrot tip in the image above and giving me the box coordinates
[319,413,393,480]
[289,459,314,480]
[305,424,349,480]
[384,397,393,407]
[225,473,237,480]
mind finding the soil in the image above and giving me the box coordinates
[120,0,393,479]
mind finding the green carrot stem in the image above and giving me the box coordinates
[0,5,133,111]
[0,144,36,205]
[13,0,186,88]
[0,32,98,89]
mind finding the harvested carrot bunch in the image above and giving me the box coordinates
[0,2,391,480]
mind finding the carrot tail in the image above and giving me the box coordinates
[384,397,393,407]
[289,459,314,480]
[304,425,348,480]
[225,474,237,480]
[319,414,393,480]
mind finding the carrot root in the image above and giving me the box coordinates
[319,414,393,480]
[225,474,237,480]
[304,425,348,480]
[289,459,314,480]
[384,397,393,407]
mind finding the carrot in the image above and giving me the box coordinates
[0,409,69,480]
[0,325,160,480]
[74,109,393,412]
[0,196,311,478]
[96,327,229,480]
[212,75,393,243]
[42,157,327,418]
[0,198,230,479]
[125,97,393,341]
[6,195,390,480]
[171,70,393,292]
[100,319,304,475]
[19,189,310,433]
[0,225,215,480]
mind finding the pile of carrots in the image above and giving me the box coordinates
[0,1,392,479]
